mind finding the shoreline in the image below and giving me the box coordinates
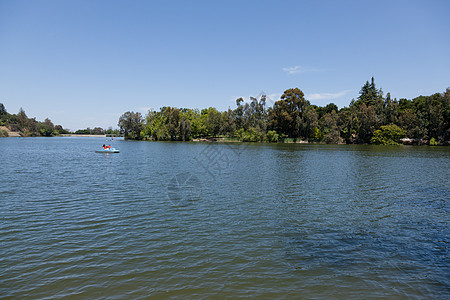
[0,126,20,137]
[61,134,107,137]
[0,133,121,138]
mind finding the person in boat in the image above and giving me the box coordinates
[102,144,107,150]
[107,145,111,149]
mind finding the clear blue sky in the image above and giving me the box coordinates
[1,0,449,130]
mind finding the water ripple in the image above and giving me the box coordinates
[0,139,449,298]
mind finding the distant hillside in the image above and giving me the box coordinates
[0,103,69,137]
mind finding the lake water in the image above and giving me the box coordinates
[1,137,449,298]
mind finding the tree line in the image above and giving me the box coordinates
[118,78,449,145]
[73,127,120,135]
[0,105,70,137]
[0,104,120,137]
[118,77,450,145]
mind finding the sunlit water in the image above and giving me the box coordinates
[1,137,449,298]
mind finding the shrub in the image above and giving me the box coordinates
[0,128,8,137]
[371,124,406,145]
[267,130,279,143]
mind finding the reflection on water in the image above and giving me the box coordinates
[0,138,449,298]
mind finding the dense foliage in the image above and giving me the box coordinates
[74,127,120,135]
[0,104,122,137]
[0,105,70,137]
[371,124,406,145]
[119,78,449,145]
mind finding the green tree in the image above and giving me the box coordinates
[234,98,245,130]
[398,98,413,111]
[442,88,450,142]
[320,110,342,144]
[221,109,236,137]
[397,108,421,139]
[409,92,449,141]
[303,106,319,139]
[353,77,384,107]
[38,117,56,136]
[429,137,438,146]
[43,118,55,131]
[161,107,180,140]
[179,119,191,141]
[371,124,406,145]
[312,103,338,120]
[384,92,399,125]
[144,110,168,140]
[356,104,377,143]
[267,130,279,142]
[236,127,265,142]
[116,84,449,145]
[39,123,54,136]
[269,88,309,138]
[17,108,29,130]
[55,125,70,134]
[27,118,39,136]
[118,111,143,139]
[232,94,268,135]
[0,103,6,116]
[205,107,222,137]
[91,127,104,135]
[191,109,207,138]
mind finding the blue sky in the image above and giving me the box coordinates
[1,0,449,130]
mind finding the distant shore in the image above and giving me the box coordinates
[0,126,20,137]
[0,130,118,138]
[61,134,107,137]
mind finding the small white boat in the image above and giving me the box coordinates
[95,148,120,153]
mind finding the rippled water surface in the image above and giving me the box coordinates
[1,137,449,298]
